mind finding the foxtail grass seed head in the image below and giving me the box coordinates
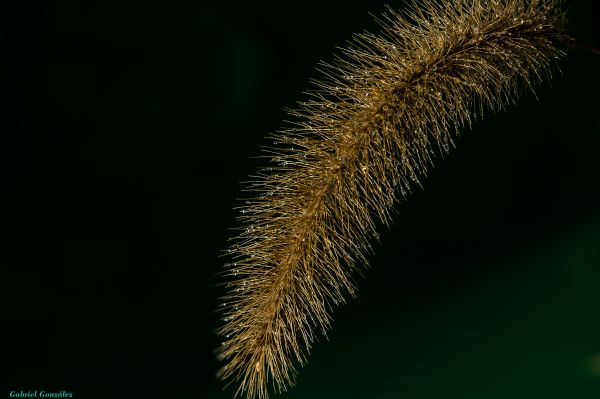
[217,1,569,398]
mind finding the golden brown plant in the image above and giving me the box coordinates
[217,0,569,398]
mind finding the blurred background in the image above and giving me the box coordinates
[3,0,600,398]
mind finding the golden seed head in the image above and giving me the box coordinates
[217,1,568,398]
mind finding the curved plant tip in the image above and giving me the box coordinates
[217,0,570,398]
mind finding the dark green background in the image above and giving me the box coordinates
[3,1,599,398]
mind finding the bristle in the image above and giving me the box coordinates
[217,1,568,398]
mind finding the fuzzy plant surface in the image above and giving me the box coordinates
[216,0,570,398]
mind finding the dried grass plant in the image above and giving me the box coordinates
[216,0,570,398]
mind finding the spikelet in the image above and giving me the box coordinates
[217,0,569,398]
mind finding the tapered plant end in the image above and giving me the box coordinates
[216,1,569,398]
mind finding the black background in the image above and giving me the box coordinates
[3,1,600,398]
